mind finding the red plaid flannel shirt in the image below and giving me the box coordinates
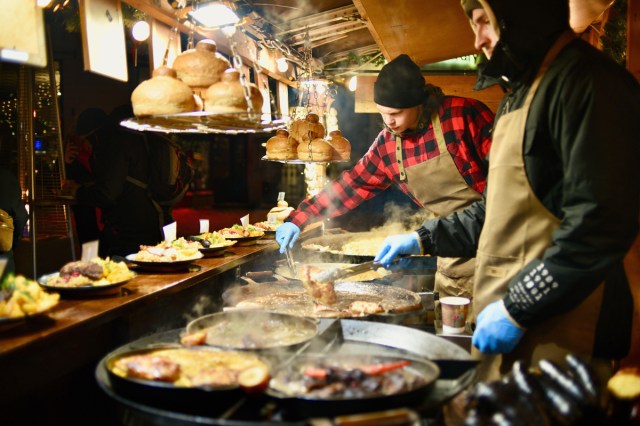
[288,96,494,229]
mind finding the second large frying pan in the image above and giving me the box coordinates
[222,281,423,320]
[301,232,437,270]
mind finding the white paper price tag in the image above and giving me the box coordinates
[240,214,250,229]
[199,219,209,233]
[81,240,99,262]
[277,192,285,202]
[163,222,177,242]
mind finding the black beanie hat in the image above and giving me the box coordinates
[373,54,426,108]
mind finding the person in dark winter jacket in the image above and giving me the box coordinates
[64,107,107,245]
[60,106,164,257]
[376,0,640,379]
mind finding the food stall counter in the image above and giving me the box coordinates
[0,239,281,423]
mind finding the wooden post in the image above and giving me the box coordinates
[628,0,640,81]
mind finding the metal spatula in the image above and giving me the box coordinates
[313,261,378,283]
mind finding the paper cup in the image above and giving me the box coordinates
[440,296,470,334]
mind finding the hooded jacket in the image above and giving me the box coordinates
[417,0,640,358]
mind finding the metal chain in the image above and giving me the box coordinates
[186,24,195,50]
[225,27,256,115]
[163,26,180,66]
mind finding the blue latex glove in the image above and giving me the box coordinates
[275,222,300,253]
[472,300,526,354]
[373,233,421,269]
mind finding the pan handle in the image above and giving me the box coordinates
[245,271,274,279]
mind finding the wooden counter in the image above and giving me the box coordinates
[0,239,281,425]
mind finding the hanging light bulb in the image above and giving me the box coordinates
[188,2,240,29]
[132,21,150,42]
[276,58,288,73]
[348,75,358,92]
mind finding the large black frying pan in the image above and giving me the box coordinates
[184,310,319,351]
[103,345,268,417]
[267,353,440,418]
[222,281,423,320]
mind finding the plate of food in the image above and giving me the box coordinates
[0,274,60,328]
[187,232,237,257]
[252,221,281,239]
[126,238,204,272]
[218,224,265,246]
[38,257,136,297]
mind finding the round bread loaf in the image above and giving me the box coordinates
[204,68,263,113]
[131,66,197,117]
[327,130,351,161]
[172,39,231,98]
[266,129,298,160]
[289,113,326,144]
[297,137,333,162]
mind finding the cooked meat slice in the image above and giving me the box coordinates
[180,330,207,346]
[301,265,337,305]
[115,355,181,382]
[312,302,343,318]
[348,300,385,315]
[60,260,104,280]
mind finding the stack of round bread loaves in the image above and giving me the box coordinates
[130,66,197,117]
[266,129,297,160]
[130,38,266,118]
[204,68,263,114]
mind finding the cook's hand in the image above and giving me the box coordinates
[276,222,300,253]
[472,300,525,354]
[374,233,420,268]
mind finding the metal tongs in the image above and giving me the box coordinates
[313,260,379,283]
[284,247,297,277]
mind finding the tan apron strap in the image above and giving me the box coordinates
[395,134,406,181]
[431,111,448,158]
[523,30,576,108]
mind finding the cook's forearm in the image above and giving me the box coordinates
[416,199,485,257]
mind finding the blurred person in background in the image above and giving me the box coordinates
[61,105,164,257]
[64,108,107,246]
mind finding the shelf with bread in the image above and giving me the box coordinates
[262,114,351,164]
[124,40,286,135]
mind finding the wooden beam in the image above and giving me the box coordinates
[629,0,640,81]
[122,0,295,86]
[355,75,504,114]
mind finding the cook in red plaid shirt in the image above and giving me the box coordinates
[277,54,494,300]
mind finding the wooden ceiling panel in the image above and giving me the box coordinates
[353,0,476,65]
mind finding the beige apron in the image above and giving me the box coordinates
[400,112,482,301]
[473,31,611,380]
